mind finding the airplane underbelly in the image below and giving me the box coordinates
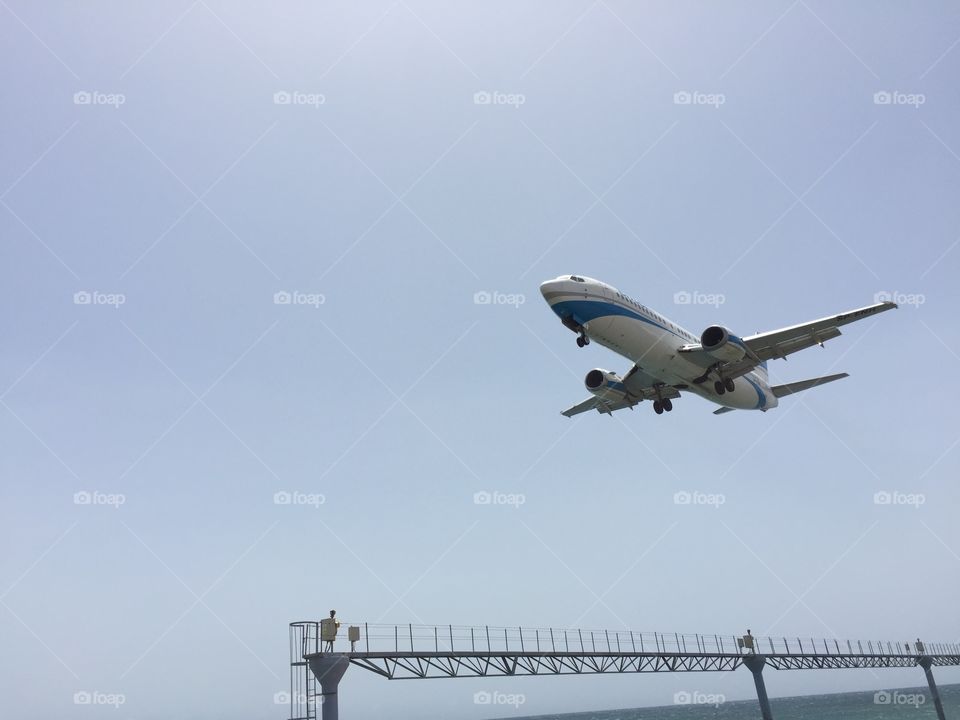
[584,315,613,335]
[596,316,676,373]
[726,376,770,410]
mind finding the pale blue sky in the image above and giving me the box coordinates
[2,2,960,718]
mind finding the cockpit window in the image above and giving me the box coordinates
[570,275,585,282]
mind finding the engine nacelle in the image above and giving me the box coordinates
[700,325,747,363]
[584,368,626,402]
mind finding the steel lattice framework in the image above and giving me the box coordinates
[347,650,746,679]
[288,622,960,720]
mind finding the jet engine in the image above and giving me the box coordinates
[584,368,627,402]
[700,325,747,363]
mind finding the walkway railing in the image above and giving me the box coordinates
[290,620,958,659]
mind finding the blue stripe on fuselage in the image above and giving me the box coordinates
[550,298,687,340]
[742,374,767,409]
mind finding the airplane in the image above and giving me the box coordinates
[539,275,897,417]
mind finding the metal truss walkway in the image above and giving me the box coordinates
[288,621,960,720]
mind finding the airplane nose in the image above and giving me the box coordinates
[539,279,561,298]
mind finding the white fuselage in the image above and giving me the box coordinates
[540,276,777,411]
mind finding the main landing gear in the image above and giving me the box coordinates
[694,363,736,395]
[652,384,673,414]
[653,398,673,415]
[576,332,590,348]
[714,378,736,395]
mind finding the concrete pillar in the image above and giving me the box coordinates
[743,655,774,720]
[308,654,350,720]
[919,656,947,720]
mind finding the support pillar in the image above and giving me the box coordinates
[919,656,947,720]
[743,655,774,720]
[308,654,350,720]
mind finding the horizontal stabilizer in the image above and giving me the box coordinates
[771,372,849,398]
[713,406,736,415]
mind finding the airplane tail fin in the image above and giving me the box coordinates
[771,372,849,398]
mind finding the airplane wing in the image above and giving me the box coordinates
[743,301,897,362]
[561,396,632,417]
[561,382,681,417]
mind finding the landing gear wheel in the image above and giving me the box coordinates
[576,336,585,348]
[653,400,664,415]
[714,380,726,395]
[662,398,673,412]
[724,378,735,393]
